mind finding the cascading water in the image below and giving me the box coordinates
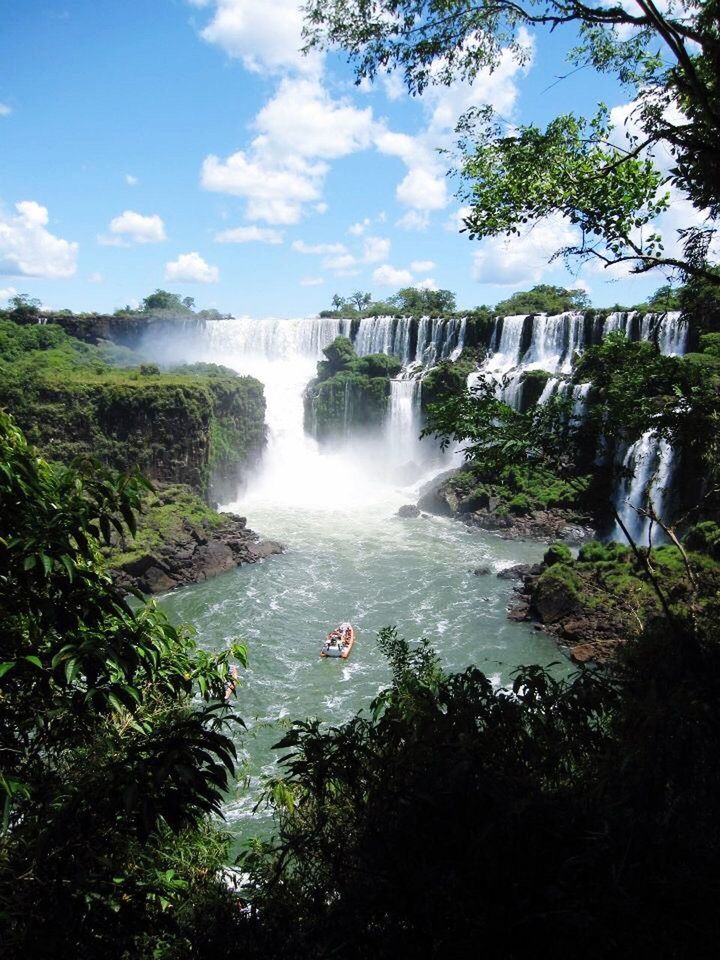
[468,310,689,538]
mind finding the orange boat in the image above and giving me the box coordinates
[320,623,354,659]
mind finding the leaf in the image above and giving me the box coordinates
[0,662,16,680]
[23,655,42,669]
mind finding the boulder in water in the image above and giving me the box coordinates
[398,504,421,518]
[473,565,492,576]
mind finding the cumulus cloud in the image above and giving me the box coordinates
[373,264,413,286]
[201,76,374,224]
[472,215,577,286]
[292,240,347,255]
[300,276,324,286]
[396,210,430,231]
[87,272,104,283]
[125,174,138,186]
[0,201,78,278]
[0,286,17,301]
[415,277,438,290]
[410,259,435,272]
[361,235,390,263]
[190,0,320,75]
[215,225,283,243]
[99,210,166,246]
[165,251,219,283]
[348,218,371,236]
[0,103,11,117]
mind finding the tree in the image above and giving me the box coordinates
[141,289,194,315]
[348,290,372,311]
[331,293,346,310]
[241,618,720,957]
[389,286,457,314]
[0,413,244,957]
[7,294,42,325]
[494,284,590,316]
[304,0,720,286]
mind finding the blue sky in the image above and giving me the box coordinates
[0,0,678,315]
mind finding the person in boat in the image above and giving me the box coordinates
[339,622,352,645]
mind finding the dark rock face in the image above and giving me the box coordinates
[111,514,283,595]
[473,565,492,576]
[398,504,421,518]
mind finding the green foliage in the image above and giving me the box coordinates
[305,337,401,439]
[494,284,590,316]
[0,413,244,957]
[0,319,265,496]
[241,612,720,956]
[388,286,457,315]
[544,542,573,566]
[420,348,478,409]
[305,0,720,285]
[109,484,226,568]
[684,522,720,561]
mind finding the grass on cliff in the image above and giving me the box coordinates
[109,484,228,567]
[449,462,590,517]
[0,319,265,494]
[534,535,720,643]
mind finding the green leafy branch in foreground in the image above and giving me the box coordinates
[0,411,246,957]
[238,618,720,958]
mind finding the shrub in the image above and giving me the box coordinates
[544,542,573,565]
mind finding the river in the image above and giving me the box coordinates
[149,318,566,839]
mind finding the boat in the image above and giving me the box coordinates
[320,623,354,659]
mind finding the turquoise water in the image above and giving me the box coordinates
[146,321,568,839]
[159,493,561,837]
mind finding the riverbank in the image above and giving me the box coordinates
[108,484,283,594]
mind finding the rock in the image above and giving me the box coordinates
[568,643,597,664]
[533,580,581,625]
[398,504,421,518]
[194,540,236,578]
[416,468,460,516]
[497,563,534,580]
[246,540,284,561]
[507,603,530,621]
[473,565,492,576]
[141,566,178,594]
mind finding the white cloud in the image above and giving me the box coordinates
[215,225,283,244]
[322,252,358,274]
[201,74,375,224]
[254,76,373,159]
[472,215,577,286]
[191,0,321,75]
[0,286,17,301]
[202,152,325,224]
[349,218,371,236]
[125,173,138,186]
[0,201,78,278]
[165,251,219,283]
[87,272,104,283]
[0,103,11,117]
[411,259,435,272]
[415,277,438,290]
[396,210,430,231]
[373,264,413,287]
[362,235,390,263]
[381,72,405,102]
[445,206,472,233]
[100,210,166,246]
[300,276,324,286]
[292,240,347,255]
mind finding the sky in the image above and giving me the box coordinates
[0,0,684,316]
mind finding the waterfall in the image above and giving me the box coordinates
[137,310,690,528]
[386,378,423,468]
[612,434,676,545]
